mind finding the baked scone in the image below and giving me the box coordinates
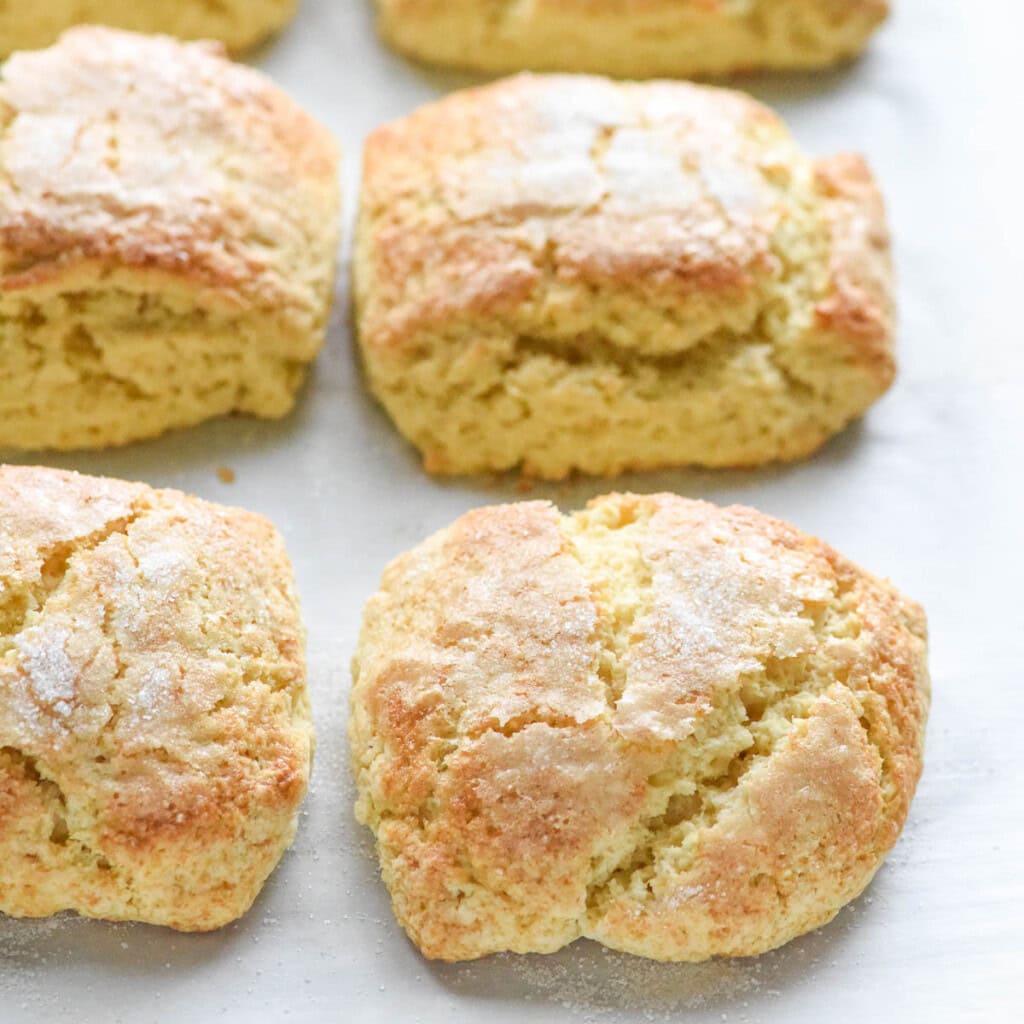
[354,75,895,479]
[0,27,341,451]
[350,493,930,961]
[374,0,888,78]
[0,0,297,56]
[0,465,313,930]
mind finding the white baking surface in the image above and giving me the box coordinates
[1,1,1021,1021]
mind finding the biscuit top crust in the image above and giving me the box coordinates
[0,27,339,318]
[358,74,893,374]
[0,465,311,857]
[351,492,929,960]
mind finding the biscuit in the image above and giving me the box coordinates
[354,75,895,479]
[0,0,296,55]
[350,492,929,961]
[375,0,888,78]
[0,465,313,930]
[0,28,340,451]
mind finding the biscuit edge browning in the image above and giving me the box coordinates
[349,492,929,961]
[0,27,341,451]
[354,75,895,479]
[0,465,314,930]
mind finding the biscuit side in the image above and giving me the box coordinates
[376,0,889,77]
[0,466,314,930]
[0,0,297,56]
[0,279,321,449]
[349,493,929,960]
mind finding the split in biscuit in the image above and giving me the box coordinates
[350,492,930,961]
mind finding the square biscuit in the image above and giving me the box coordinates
[0,465,313,930]
[0,27,340,451]
[375,0,889,78]
[0,0,297,55]
[354,75,895,479]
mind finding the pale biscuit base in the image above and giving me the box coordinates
[0,466,314,931]
[355,75,895,479]
[0,28,340,451]
[0,0,296,55]
[375,0,888,78]
[350,493,930,961]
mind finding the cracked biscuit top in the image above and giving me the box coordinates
[0,27,340,326]
[358,73,891,362]
[349,493,930,961]
[355,75,895,478]
[0,465,313,931]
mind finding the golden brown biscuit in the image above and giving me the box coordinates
[0,27,340,451]
[0,0,297,55]
[0,465,313,930]
[354,75,894,479]
[350,493,929,961]
[375,0,888,78]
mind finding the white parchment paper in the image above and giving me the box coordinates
[1,1,1020,1021]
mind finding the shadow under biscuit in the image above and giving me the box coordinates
[728,60,865,109]
[425,883,887,1019]
[0,401,314,494]
[418,418,871,512]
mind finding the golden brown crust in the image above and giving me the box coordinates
[0,27,340,322]
[354,75,896,478]
[350,493,929,961]
[375,0,889,78]
[358,75,784,352]
[813,153,896,385]
[0,465,313,931]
